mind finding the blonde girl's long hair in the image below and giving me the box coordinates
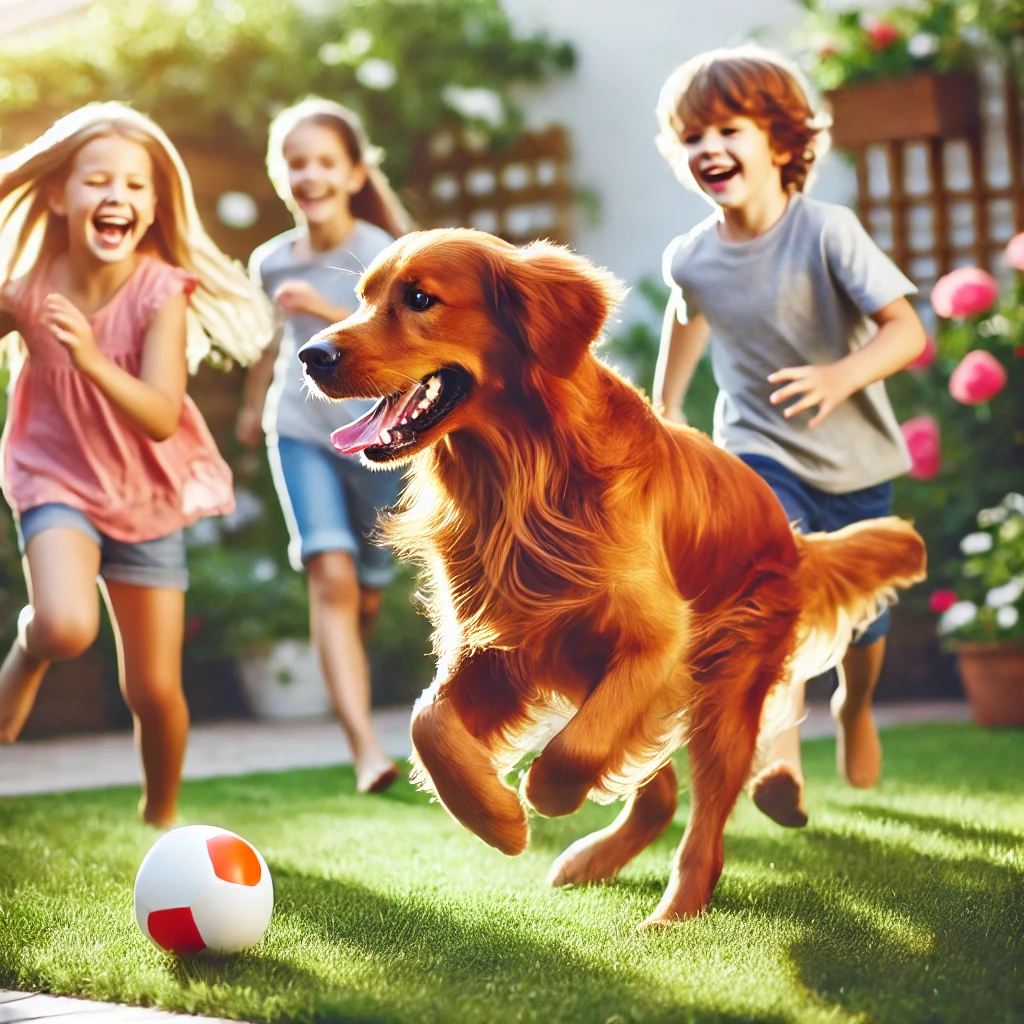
[266,97,415,239]
[0,101,273,371]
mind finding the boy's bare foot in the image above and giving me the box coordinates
[356,760,399,794]
[830,687,881,787]
[751,760,808,828]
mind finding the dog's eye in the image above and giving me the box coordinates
[405,288,436,312]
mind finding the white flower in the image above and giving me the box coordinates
[1003,493,1024,514]
[960,531,994,555]
[251,558,278,583]
[977,505,1008,528]
[907,33,939,58]
[997,605,1020,629]
[346,28,374,56]
[442,85,505,128]
[319,42,345,66]
[216,191,259,230]
[356,58,397,90]
[979,314,1011,337]
[938,600,978,634]
[1001,516,1024,542]
[985,577,1024,608]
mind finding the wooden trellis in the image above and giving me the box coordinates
[829,66,1024,295]
[403,126,573,247]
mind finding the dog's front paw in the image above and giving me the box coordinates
[474,792,530,856]
[522,756,593,818]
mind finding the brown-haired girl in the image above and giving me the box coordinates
[236,97,414,794]
[0,102,272,826]
[651,46,928,827]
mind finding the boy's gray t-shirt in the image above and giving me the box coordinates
[663,192,915,494]
[250,219,394,450]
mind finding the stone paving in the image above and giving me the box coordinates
[0,991,244,1022]
[0,700,972,1020]
[0,701,971,797]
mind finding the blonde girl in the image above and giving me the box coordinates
[236,97,413,794]
[0,102,271,827]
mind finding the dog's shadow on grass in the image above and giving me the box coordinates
[843,802,1024,848]
[524,788,1022,1022]
[716,824,1023,1021]
[162,863,788,1024]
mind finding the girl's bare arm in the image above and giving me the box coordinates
[44,290,189,442]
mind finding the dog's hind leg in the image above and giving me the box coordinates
[547,760,678,887]
[411,650,531,856]
[643,658,779,926]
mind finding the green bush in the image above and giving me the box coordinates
[0,0,575,187]
[791,0,1022,94]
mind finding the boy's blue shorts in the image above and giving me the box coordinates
[739,454,893,647]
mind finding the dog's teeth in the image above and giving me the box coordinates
[379,428,392,445]
[417,398,432,410]
[411,410,420,420]
[400,416,409,425]
[425,376,441,401]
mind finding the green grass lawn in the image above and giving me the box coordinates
[1,723,1021,1024]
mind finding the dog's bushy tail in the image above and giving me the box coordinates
[788,516,927,683]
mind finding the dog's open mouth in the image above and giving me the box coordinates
[331,367,470,461]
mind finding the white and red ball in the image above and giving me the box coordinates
[134,825,274,956]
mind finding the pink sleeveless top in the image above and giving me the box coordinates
[1,255,234,543]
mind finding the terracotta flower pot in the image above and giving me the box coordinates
[956,642,1024,727]
[827,71,980,150]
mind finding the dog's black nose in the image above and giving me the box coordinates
[298,338,341,371]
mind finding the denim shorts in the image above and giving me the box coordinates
[268,434,402,588]
[17,503,189,591]
[739,454,894,647]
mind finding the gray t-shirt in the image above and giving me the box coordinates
[663,192,915,494]
[250,220,394,450]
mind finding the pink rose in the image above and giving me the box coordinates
[901,415,940,480]
[1006,232,1024,271]
[929,590,959,615]
[949,350,1008,404]
[930,267,999,319]
[906,332,937,371]
[863,16,900,50]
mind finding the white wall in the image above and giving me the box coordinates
[502,0,857,326]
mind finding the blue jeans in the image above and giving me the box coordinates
[268,435,402,588]
[739,454,894,647]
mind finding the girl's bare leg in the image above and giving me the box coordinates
[306,551,396,793]
[0,528,100,742]
[104,581,188,828]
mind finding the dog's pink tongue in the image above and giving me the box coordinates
[330,380,426,454]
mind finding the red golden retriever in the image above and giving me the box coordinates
[298,228,926,926]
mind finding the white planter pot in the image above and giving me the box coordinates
[235,639,333,720]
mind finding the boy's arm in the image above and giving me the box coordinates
[768,296,926,429]
[652,300,710,424]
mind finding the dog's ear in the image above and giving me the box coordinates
[492,242,626,378]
